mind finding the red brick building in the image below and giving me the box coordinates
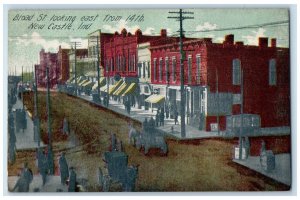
[36,49,59,88]
[150,34,290,132]
[103,28,170,79]
[57,46,70,84]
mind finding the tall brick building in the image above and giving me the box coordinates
[103,28,173,106]
[57,46,70,84]
[36,49,59,88]
[150,34,290,132]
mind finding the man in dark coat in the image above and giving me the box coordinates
[59,152,69,185]
[149,117,155,133]
[155,111,160,127]
[13,163,33,192]
[160,111,165,126]
[39,151,48,186]
[174,111,179,125]
[68,167,77,192]
[143,118,148,133]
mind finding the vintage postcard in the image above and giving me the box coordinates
[6,7,291,192]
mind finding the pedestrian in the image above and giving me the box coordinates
[174,111,179,125]
[22,163,33,185]
[59,152,69,185]
[39,151,48,186]
[143,118,148,133]
[68,167,77,192]
[149,117,155,133]
[165,105,170,119]
[155,111,160,127]
[13,162,33,192]
[160,111,165,126]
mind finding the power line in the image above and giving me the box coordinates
[185,20,289,35]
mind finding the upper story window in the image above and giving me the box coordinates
[196,54,201,84]
[232,59,241,85]
[147,61,150,79]
[188,55,192,84]
[142,62,146,78]
[153,58,157,81]
[165,57,169,83]
[159,58,163,82]
[172,57,176,82]
[269,59,276,86]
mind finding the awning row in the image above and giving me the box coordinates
[92,77,106,90]
[145,94,165,104]
[108,79,123,95]
[122,83,137,96]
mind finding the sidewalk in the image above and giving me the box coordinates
[78,93,220,140]
[233,153,291,186]
[12,98,45,150]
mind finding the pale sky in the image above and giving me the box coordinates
[8,8,289,75]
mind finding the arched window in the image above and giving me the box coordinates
[232,59,241,85]
[269,59,276,86]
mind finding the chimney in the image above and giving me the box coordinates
[271,38,277,48]
[235,41,244,47]
[160,29,167,37]
[259,37,268,48]
[224,34,234,45]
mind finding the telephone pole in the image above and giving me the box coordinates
[168,9,194,138]
[239,69,244,160]
[34,64,40,146]
[70,42,81,96]
[96,36,102,104]
[46,66,54,174]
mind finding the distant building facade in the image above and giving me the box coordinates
[36,49,59,88]
[57,46,70,84]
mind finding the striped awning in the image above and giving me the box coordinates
[66,77,75,83]
[108,79,123,95]
[78,79,88,86]
[100,85,108,92]
[82,80,93,87]
[72,76,83,84]
[145,94,165,104]
[113,82,128,96]
[92,77,106,90]
[122,83,137,96]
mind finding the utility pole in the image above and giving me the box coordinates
[46,66,54,174]
[216,68,220,135]
[34,64,40,146]
[21,66,24,109]
[168,9,194,138]
[239,69,244,160]
[96,36,101,104]
[70,42,81,96]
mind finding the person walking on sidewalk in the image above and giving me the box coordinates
[13,162,33,192]
[174,111,179,125]
[149,117,155,132]
[160,111,165,126]
[59,152,69,185]
[155,111,160,127]
[68,167,77,192]
[39,151,48,186]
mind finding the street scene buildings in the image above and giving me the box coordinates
[7,8,291,192]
